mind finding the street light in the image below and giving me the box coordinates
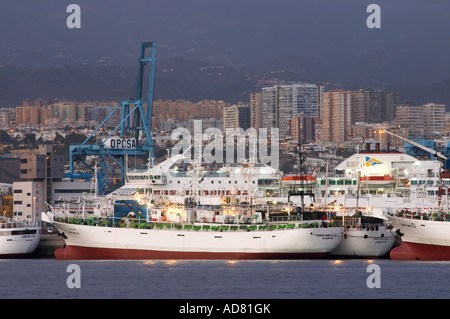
[376,130,385,150]
[32,196,36,223]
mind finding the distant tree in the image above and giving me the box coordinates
[65,132,86,145]
[0,131,12,144]
[55,131,88,162]
[22,133,36,145]
[54,132,65,144]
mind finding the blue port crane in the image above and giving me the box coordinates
[67,42,157,195]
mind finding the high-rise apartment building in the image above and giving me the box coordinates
[0,109,12,125]
[380,89,399,122]
[289,114,316,144]
[15,106,49,124]
[395,104,424,139]
[52,101,78,122]
[320,88,398,144]
[321,90,353,144]
[361,88,382,124]
[359,88,399,123]
[261,83,322,138]
[152,99,229,129]
[223,105,250,131]
[250,92,262,130]
[423,103,446,137]
[261,86,279,130]
[349,91,366,124]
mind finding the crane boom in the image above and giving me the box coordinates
[383,130,447,161]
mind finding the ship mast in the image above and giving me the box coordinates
[288,143,315,208]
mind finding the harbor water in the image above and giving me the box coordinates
[0,259,448,299]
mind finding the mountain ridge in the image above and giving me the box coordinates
[0,54,449,108]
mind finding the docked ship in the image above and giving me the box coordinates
[329,216,396,258]
[47,135,450,260]
[43,154,344,260]
[109,152,284,207]
[386,210,450,261]
[42,203,343,260]
[46,146,441,260]
[108,148,444,217]
[309,150,443,214]
[0,216,41,258]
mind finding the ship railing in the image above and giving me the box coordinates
[333,218,385,230]
[0,220,41,229]
[394,210,450,222]
[51,212,340,231]
[269,215,303,223]
[128,221,340,231]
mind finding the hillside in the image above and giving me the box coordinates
[0,54,449,108]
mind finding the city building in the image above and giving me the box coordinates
[223,105,250,131]
[261,83,322,138]
[394,104,424,139]
[349,91,366,124]
[353,88,399,124]
[250,92,262,130]
[152,99,229,130]
[320,88,398,144]
[0,109,12,125]
[423,102,446,138]
[12,181,43,223]
[289,114,316,144]
[19,145,64,206]
[321,90,353,144]
[15,106,49,125]
[380,89,400,123]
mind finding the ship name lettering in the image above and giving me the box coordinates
[400,223,416,228]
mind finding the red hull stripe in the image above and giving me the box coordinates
[390,242,450,261]
[55,245,327,260]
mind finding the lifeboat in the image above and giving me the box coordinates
[282,175,316,185]
[359,175,394,185]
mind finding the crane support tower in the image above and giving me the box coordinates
[68,42,157,195]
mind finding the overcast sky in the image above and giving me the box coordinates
[1,0,449,67]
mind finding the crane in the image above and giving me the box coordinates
[382,130,448,162]
[68,42,157,195]
[382,130,450,204]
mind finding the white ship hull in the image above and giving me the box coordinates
[0,224,41,258]
[51,220,343,260]
[330,227,396,258]
[386,215,450,260]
